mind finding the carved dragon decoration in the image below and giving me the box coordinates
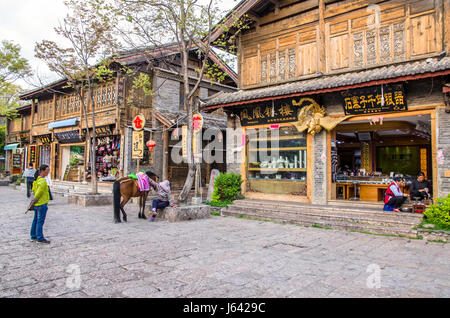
[292,98,353,135]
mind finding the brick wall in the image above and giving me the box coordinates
[437,107,450,197]
[153,76,180,112]
[311,130,328,204]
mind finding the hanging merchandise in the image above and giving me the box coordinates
[94,134,121,181]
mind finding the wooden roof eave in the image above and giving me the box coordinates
[202,69,450,111]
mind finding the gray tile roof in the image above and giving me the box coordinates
[202,56,450,108]
[154,109,227,130]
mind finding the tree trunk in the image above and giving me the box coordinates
[88,81,98,195]
[178,26,196,202]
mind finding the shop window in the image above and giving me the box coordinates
[247,125,307,196]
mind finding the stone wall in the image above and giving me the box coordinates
[436,107,450,197]
[311,130,328,204]
[226,115,243,175]
[153,75,180,113]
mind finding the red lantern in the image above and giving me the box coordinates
[146,140,156,151]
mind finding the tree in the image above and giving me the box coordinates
[35,0,118,194]
[105,0,249,202]
[0,40,31,118]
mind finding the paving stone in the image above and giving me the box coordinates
[1,187,449,298]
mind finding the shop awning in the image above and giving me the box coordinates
[4,143,19,150]
[48,118,79,129]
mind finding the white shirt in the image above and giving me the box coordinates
[389,182,402,197]
[45,174,52,187]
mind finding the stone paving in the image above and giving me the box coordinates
[0,186,449,298]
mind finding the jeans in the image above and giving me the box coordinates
[387,196,407,209]
[30,204,48,241]
[26,180,33,198]
[152,198,169,212]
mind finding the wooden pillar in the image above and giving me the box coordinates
[444,0,450,53]
[318,0,326,74]
[162,129,169,181]
[30,100,36,144]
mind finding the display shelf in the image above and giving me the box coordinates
[249,147,307,151]
[249,168,307,172]
[249,178,306,182]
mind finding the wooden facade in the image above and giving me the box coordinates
[18,46,237,184]
[204,0,450,203]
[239,0,446,89]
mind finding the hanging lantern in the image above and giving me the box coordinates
[146,140,156,151]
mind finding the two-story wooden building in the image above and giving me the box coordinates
[203,0,450,204]
[3,104,32,175]
[19,44,237,186]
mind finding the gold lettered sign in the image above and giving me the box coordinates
[132,130,144,159]
[341,84,407,115]
[236,98,299,126]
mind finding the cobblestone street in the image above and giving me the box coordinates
[0,186,449,298]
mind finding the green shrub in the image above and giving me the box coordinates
[424,195,450,230]
[209,172,243,205]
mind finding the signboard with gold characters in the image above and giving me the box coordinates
[341,84,407,115]
[235,98,300,126]
[132,130,144,159]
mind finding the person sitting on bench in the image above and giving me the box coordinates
[410,172,431,203]
[384,177,409,213]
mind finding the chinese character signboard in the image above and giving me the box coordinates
[132,114,146,131]
[132,130,144,159]
[193,113,203,132]
[39,134,52,145]
[54,130,83,144]
[95,125,112,137]
[29,146,36,164]
[235,98,300,126]
[341,84,407,115]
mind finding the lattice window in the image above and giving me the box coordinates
[260,55,268,83]
[366,29,377,65]
[380,26,391,63]
[353,32,364,68]
[393,23,405,61]
[288,48,296,79]
[269,53,276,83]
[278,50,286,81]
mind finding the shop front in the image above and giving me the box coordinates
[90,124,121,182]
[232,97,313,203]
[54,129,85,182]
[329,83,436,203]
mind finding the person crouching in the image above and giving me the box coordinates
[148,179,177,221]
[384,176,410,213]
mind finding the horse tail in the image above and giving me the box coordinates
[113,180,121,223]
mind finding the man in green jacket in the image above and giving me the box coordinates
[30,165,51,244]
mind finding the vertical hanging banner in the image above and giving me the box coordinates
[193,113,203,162]
[132,130,144,159]
[182,125,188,159]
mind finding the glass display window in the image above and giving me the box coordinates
[246,125,307,184]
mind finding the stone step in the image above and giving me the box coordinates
[232,199,423,222]
[225,205,419,228]
[222,209,418,238]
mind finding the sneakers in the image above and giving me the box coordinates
[30,239,36,242]
[36,239,51,244]
[149,211,157,222]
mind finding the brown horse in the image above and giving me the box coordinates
[113,171,158,223]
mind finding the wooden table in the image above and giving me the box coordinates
[336,183,409,202]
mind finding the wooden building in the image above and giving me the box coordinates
[203,0,450,204]
[19,44,237,186]
[3,104,32,175]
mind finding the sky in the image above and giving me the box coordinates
[0,0,240,91]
